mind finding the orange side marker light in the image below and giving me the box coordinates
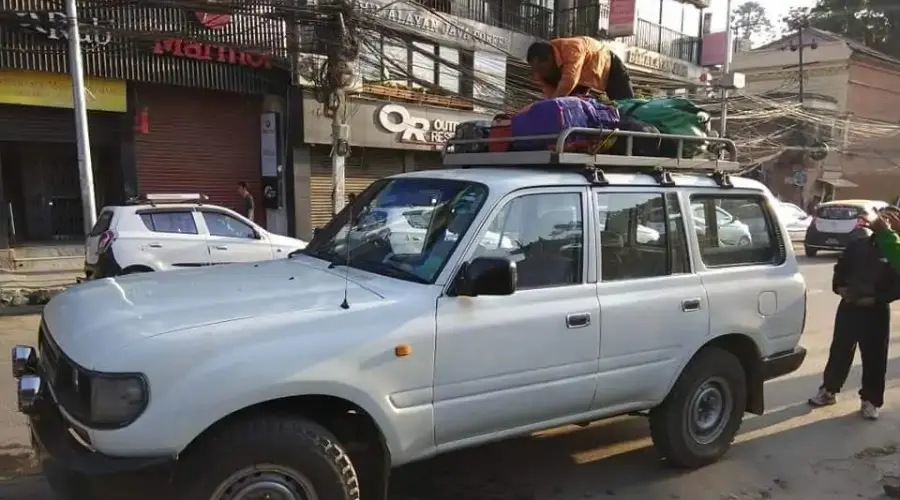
[394,344,412,357]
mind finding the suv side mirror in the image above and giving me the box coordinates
[454,257,517,297]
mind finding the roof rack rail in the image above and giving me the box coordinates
[126,193,209,206]
[442,128,740,175]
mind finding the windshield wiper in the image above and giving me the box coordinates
[350,261,429,284]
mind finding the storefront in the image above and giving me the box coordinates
[0,0,290,245]
[0,70,128,246]
[607,42,707,92]
[298,93,492,232]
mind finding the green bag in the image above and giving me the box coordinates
[614,97,710,158]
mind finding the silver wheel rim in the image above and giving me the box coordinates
[210,465,318,500]
[687,377,733,446]
[738,237,750,246]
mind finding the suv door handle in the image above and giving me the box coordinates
[682,298,702,312]
[566,312,591,329]
[214,245,228,250]
[148,243,163,248]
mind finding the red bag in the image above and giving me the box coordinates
[488,114,512,153]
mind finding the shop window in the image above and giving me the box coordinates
[412,42,437,86]
[439,47,460,94]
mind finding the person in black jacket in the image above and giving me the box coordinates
[808,208,900,420]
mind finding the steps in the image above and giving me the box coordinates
[0,244,84,279]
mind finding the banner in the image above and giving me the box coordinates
[608,0,637,38]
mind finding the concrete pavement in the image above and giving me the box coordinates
[1,256,899,499]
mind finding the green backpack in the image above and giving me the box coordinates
[614,98,711,158]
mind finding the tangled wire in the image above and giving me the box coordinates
[312,1,359,118]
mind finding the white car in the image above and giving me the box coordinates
[690,203,753,246]
[734,202,811,243]
[14,134,806,500]
[83,194,307,279]
[778,203,813,241]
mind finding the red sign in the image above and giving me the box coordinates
[608,0,637,38]
[153,39,271,69]
[195,12,232,29]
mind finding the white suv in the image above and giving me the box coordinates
[14,132,806,500]
[83,194,307,279]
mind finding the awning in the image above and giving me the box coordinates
[817,178,858,188]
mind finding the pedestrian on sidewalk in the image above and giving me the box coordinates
[808,207,900,420]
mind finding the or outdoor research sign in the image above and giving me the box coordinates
[378,104,460,146]
[0,70,126,113]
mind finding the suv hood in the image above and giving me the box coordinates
[43,258,381,368]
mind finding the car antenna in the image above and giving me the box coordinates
[340,203,352,310]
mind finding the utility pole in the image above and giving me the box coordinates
[719,0,733,138]
[325,6,353,215]
[65,0,98,233]
[787,18,817,105]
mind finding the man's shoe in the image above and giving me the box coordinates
[861,400,879,420]
[808,388,837,407]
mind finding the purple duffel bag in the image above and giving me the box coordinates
[509,97,620,152]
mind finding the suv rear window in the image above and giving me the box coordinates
[89,211,114,236]
[816,205,860,220]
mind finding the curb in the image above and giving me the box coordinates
[0,305,44,317]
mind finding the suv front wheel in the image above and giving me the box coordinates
[179,415,361,500]
[649,347,747,468]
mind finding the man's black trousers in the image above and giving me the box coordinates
[821,300,891,407]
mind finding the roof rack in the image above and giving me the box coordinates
[126,193,209,206]
[443,128,740,187]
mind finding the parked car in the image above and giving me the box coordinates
[803,199,887,257]
[84,194,307,279]
[778,203,813,241]
[731,202,812,244]
[690,203,753,246]
[15,144,806,500]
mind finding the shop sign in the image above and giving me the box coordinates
[377,104,459,144]
[260,112,280,177]
[152,39,271,69]
[0,70,126,113]
[15,11,112,46]
[608,0,637,38]
[356,0,509,52]
[626,48,690,79]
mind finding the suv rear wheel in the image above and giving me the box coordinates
[649,347,747,468]
[179,415,360,500]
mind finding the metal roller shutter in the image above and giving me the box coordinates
[133,83,264,226]
[0,104,121,143]
[309,146,405,229]
[408,151,443,171]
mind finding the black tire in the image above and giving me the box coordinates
[121,266,153,275]
[804,247,818,257]
[649,347,747,469]
[178,415,360,500]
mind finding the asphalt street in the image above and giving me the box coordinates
[1,255,899,499]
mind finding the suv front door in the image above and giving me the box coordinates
[200,209,273,265]
[433,187,601,447]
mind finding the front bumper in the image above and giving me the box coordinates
[761,346,807,381]
[12,345,175,499]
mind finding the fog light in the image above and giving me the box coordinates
[17,375,41,414]
[11,346,37,378]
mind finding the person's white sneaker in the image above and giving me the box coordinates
[861,401,879,420]
[808,387,837,407]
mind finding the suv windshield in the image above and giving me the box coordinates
[301,178,489,284]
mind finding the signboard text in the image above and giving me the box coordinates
[377,104,459,144]
[16,11,112,46]
[153,39,271,69]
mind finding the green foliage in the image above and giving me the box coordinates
[731,1,774,43]
[784,0,900,59]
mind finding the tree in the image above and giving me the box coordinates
[790,0,900,59]
[731,1,774,44]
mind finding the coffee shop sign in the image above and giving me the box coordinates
[356,1,507,50]
[626,48,690,78]
[377,104,458,145]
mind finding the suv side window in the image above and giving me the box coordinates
[139,211,199,235]
[473,192,583,289]
[598,192,689,281]
[690,195,782,267]
[203,212,256,239]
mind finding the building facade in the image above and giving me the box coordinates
[0,0,292,249]
[732,29,900,206]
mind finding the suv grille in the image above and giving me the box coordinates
[38,322,92,423]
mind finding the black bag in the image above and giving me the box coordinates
[607,116,662,157]
[451,120,491,153]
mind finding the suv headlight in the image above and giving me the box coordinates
[89,374,148,427]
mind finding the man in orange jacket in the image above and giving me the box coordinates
[527,36,634,100]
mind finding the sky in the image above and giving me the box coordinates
[707,0,819,33]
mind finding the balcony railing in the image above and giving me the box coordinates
[416,0,554,39]
[556,3,700,65]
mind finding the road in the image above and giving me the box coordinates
[0,256,899,499]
